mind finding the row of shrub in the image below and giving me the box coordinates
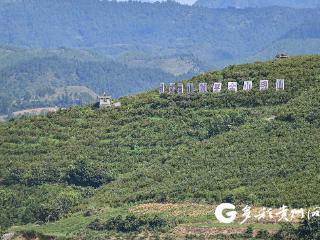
[0,184,93,228]
[273,216,320,240]
[88,214,176,233]
[86,215,320,239]
[3,159,114,188]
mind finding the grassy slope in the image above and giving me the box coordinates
[1,55,320,238]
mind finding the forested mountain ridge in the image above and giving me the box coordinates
[1,55,319,238]
[194,0,320,9]
[0,46,204,116]
[0,0,320,68]
[1,0,320,118]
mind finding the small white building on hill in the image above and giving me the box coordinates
[99,94,112,108]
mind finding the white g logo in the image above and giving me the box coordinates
[215,203,237,224]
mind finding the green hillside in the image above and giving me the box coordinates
[1,55,320,238]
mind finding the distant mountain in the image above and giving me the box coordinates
[194,0,320,9]
[0,0,320,69]
[1,0,320,116]
[117,53,206,76]
[0,47,187,115]
[248,21,320,61]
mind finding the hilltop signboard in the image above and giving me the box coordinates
[276,79,285,90]
[260,80,269,91]
[199,83,208,93]
[187,83,194,94]
[177,83,184,94]
[243,81,253,91]
[160,79,285,94]
[228,82,238,92]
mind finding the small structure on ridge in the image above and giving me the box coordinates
[99,93,112,108]
[275,53,289,59]
[98,93,121,109]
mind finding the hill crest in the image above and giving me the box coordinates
[1,55,320,237]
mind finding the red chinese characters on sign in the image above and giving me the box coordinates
[212,82,222,93]
[159,83,165,94]
[228,82,238,92]
[243,81,253,91]
[169,83,175,93]
[199,83,208,93]
[260,80,269,91]
[177,83,184,94]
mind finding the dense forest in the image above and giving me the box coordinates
[1,0,320,117]
[0,55,319,238]
[0,47,204,115]
[0,0,320,67]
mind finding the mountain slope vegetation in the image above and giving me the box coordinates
[0,46,190,115]
[0,55,319,238]
[1,0,320,68]
[1,0,320,119]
